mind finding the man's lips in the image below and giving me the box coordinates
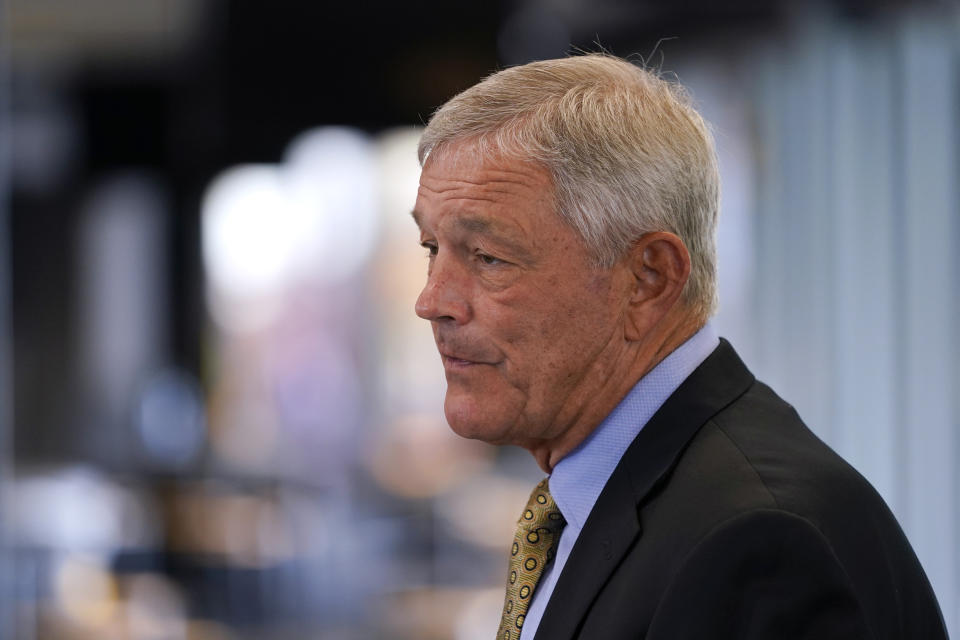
[434,331,499,368]
[441,353,484,366]
[439,351,496,368]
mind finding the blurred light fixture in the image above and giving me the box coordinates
[201,127,379,334]
[201,164,288,295]
[282,126,379,282]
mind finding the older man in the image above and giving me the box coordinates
[412,54,946,640]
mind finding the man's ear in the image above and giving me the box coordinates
[623,232,691,341]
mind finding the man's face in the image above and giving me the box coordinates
[413,141,631,448]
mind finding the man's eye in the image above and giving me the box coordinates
[420,242,438,257]
[477,252,504,266]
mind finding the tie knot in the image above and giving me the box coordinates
[518,478,566,534]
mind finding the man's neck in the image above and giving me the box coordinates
[524,310,704,473]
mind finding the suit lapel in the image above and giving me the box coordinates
[532,459,641,640]
[533,340,754,640]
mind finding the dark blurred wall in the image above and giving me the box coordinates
[9,0,504,463]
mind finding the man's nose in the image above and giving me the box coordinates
[415,257,470,324]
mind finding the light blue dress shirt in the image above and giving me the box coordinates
[518,323,720,640]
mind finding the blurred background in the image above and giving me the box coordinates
[1,0,958,638]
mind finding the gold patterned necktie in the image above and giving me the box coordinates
[496,478,567,640]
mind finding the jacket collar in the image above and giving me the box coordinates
[533,339,755,640]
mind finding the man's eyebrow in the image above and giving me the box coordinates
[455,215,534,260]
[454,216,492,234]
[409,211,534,260]
[409,210,495,235]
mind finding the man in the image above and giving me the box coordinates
[411,54,947,639]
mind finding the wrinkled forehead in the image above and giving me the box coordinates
[418,144,555,212]
[420,139,558,214]
[412,140,575,256]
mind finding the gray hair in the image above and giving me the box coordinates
[418,53,720,321]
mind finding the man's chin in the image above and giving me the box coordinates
[443,395,514,445]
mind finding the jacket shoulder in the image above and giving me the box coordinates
[638,378,947,640]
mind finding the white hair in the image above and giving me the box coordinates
[418,53,720,321]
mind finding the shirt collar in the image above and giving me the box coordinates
[548,323,720,530]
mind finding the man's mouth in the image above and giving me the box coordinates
[442,354,481,367]
[440,351,494,369]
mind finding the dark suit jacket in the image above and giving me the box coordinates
[534,339,947,639]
